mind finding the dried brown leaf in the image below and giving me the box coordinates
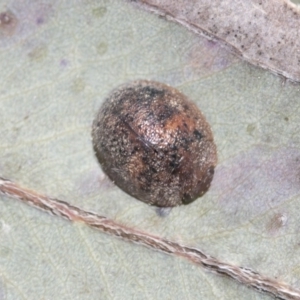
[130,0,300,82]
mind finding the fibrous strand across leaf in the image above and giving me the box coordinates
[0,177,299,300]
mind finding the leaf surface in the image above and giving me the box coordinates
[0,0,299,299]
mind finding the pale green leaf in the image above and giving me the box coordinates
[0,0,299,299]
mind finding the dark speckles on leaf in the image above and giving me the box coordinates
[155,207,172,217]
[92,6,107,18]
[28,45,48,62]
[36,17,44,25]
[266,212,287,235]
[72,78,86,93]
[97,41,108,55]
[60,59,68,67]
[133,0,300,82]
[0,10,18,36]
[247,123,256,135]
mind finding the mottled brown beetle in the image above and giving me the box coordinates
[92,80,217,207]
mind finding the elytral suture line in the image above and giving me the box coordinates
[0,177,299,299]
